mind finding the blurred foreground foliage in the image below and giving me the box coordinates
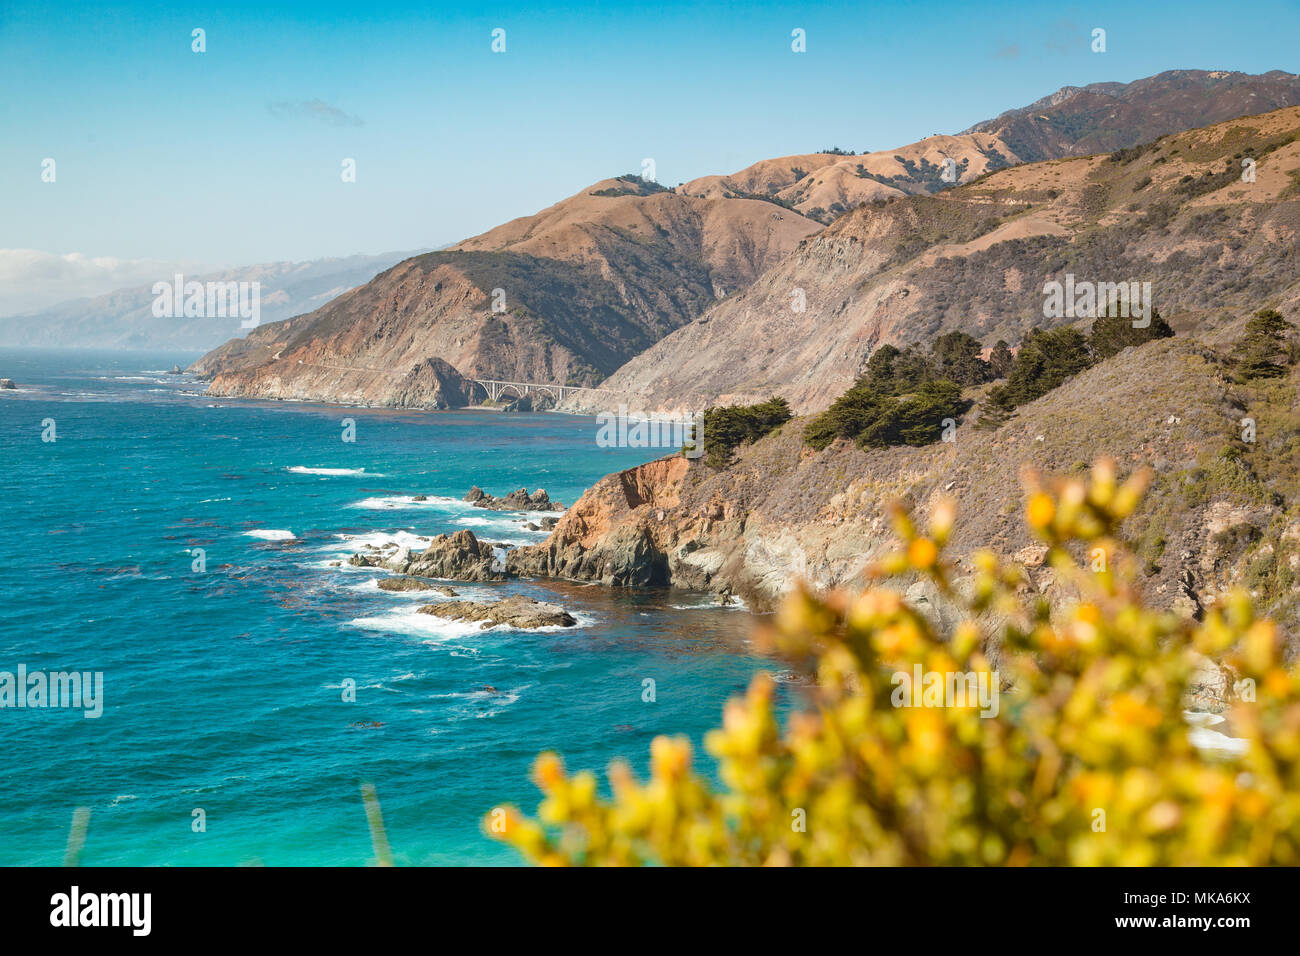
[487,461,1300,865]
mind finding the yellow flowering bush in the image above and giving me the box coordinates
[486,460,1300,865]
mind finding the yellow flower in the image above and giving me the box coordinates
[1026,492,1055,530]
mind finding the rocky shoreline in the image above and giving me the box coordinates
[337,343,1287,720]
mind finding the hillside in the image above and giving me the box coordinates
[678,133,1021,223]
[190,180,820,404]
[591,104,1300,414]
[0,251,423,352]
[515,336,1300,646]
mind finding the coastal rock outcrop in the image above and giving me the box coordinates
[418,595,577,629]
[465,486,564,512]
[0,379,15,389]
[351,529,508,582]
[389,357,485,409]
[508,457,690,587]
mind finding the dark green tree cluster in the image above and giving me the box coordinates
[1232,309,1295,381]
[699,397,792,468]
[804,379,967,450]
[862,331,994,394]
[1090,309,1175,360]
[803,331,992,451]
[981,310,1175,427]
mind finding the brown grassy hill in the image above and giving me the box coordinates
[679,133,1022,223]
[592,105,1300,415]
[680,70,1300,224]
[191,179,820,404]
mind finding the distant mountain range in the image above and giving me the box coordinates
[188,68,1300,408]
[0,250,428,352]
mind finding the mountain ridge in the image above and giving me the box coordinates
[586,102,1300,415]
[191,69,1300,409]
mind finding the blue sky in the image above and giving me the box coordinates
[1,0,1297,310]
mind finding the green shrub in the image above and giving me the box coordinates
[1232,309,1295,381]
[804,378,966,450]
[1089,307,1175,359]
[700,397,791,468]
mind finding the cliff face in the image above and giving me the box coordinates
[516,339,1300,649]
[586,105,1300,415]
[190,184,821,406]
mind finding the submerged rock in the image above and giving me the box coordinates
[418,595,577,629]
[376,576,436,592]
[501,393,556,413]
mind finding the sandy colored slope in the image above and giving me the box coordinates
[680,133,1023,221]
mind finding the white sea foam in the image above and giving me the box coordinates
[328,529,433,554]
[452,515,548,546]
[350,605,593,640]
[287,466,377,476]
[244,529,297,541]
[349,608,489,641]
[351,494,460,510]
[670,595,749,611]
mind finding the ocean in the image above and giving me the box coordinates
[0,349,775,865]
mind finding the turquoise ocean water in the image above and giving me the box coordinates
[0,349,776,865]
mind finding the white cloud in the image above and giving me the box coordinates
[0,249,213,316]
